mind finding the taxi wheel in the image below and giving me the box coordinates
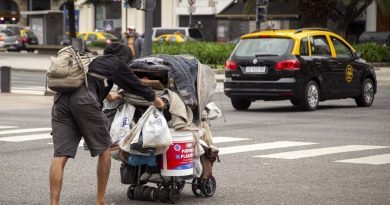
[299,81,319,111]
[355,78,375,107]
[231,99,251,110]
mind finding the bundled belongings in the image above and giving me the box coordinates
[108,54,221,203]
[47,46,107,93]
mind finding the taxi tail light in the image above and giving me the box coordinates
[21,37,28,43]
[0,35,3,41]
[274,60,301,71]
[225,60,238,71]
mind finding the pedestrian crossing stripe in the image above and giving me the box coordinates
[335,154,390,165]
[0,133,51,142]
[212,137,250,144]
[219,141,317,155]
[45,137,251,147]
[254,145,389,159]
[0,128,51,135]
[0,126,18,129]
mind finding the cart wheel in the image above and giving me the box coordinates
[158,186,170,203]
[191,178,203,197]
[168,187,180,204]
[200,176,216,197]
[175,181,185,193]
[127,185,136,200]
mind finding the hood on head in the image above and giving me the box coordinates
[103,42,130,63]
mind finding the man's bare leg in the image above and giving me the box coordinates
[96,148,111,205]
[49,156,69,205]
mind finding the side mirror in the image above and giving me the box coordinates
[355,52,362,59]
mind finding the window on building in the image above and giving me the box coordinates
[95,1,121,38]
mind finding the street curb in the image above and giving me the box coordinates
[11,67,47,73]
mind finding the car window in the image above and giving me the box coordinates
[233,38,294,57]
[330,36,353,59]
[0,30,15,36]
[155,29,185,37]
[300,37,309,56]
[87,34,97,41]
[78,34,85,40]
[168,36,177,42]
[103,33,117,40]
[25,31,36,38]
[310,35,331,56]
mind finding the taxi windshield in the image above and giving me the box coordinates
[233,37,294,57]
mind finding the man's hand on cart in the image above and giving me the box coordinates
[152,97,165,109]
[106,92,123,102]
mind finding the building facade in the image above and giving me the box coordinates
[2,0,389,44]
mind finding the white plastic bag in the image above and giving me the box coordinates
[141,108,172,148]
[120,106,172,155]
[110,103,135,144]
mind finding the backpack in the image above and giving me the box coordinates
[47,46,107,93]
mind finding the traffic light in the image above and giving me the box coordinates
[256,0,268,23]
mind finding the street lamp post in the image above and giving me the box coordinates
[142,0,155,57]
[188,0,196,27]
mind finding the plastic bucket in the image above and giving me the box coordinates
[160,130,194,176]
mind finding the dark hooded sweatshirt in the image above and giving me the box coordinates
[86,43,155,105]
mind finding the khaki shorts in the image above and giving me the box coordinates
[51,86,111,158]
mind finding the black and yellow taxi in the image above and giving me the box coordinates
[224,28,377,111]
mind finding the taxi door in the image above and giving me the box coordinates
[308,35,335,97]
[329,35,362,96]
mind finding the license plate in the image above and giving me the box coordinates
[246,66,266,73]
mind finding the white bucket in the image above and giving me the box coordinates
[160,130,194,176]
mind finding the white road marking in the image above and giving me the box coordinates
[10,86,45,95]
[0,133,51,142]
[219,141,317,155]
[0,126,18,129]
[335,154,390,165]
[255,145,389,159]
[212,137,250,144]
[0,128,51,135]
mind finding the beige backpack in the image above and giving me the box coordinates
[47,46,106,93]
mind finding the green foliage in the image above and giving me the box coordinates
[353,43,390,62]
[152,41,236,66]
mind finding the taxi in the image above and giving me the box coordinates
[77,31,118,45]
[224,28,377,111]
[155,34,192,43]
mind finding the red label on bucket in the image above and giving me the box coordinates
[165,142,193,170]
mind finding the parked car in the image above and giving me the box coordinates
[0,24,22,37]
[0,29,22,51]
[77,31,119,45]
[152,27,204,41]
[224,28,377,111]
[155,34,194,43]
[19,29,38,51]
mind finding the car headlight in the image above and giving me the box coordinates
[15,40,19,43]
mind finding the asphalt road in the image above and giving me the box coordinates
[0,78,389,205]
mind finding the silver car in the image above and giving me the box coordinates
[0,29,22,51]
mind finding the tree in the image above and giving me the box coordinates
[243,0,390,36]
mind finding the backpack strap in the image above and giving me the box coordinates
[88,72,109,87]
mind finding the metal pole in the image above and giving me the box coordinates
[1,66,11,93]
[142,0,154,57]
[256,0,261,30]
